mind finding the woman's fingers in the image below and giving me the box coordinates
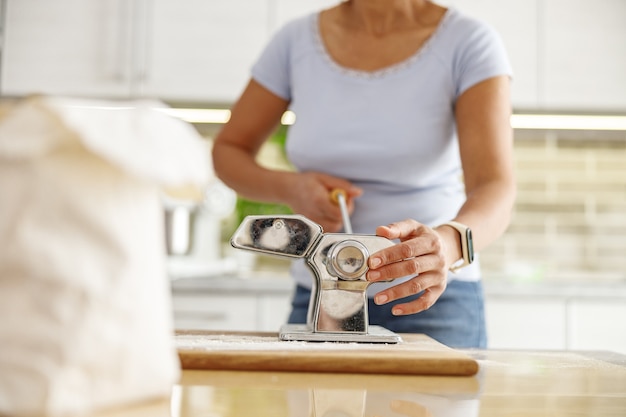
[367,252,443,282]
[373,272,447,315]
[375,219,425,240]
[367,219,449,315]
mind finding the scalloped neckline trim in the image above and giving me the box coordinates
[311,8,453,79]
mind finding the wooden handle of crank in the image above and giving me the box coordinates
[329,189,347,204]
[329,188,353,233]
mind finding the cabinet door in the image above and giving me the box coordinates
[257,293,293,332]
[440,0,540,109]
[542,0,626,110]
[485,297,567,350]
[568,299,626,354]
[272,0,338,31]
[140,0,270,103]
[172,294,259,331]
[1,0,136,98]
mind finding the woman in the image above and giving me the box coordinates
[212,0,515,348]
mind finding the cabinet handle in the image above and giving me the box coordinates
[175,311,228,322]
[129,0,152,95]
[105,0,150,94]
[96,0,134,91]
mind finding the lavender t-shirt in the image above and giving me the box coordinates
[251,8,512,290]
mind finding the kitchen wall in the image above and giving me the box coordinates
[482,131,626,283]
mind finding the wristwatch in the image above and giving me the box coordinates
[440,221,474,272]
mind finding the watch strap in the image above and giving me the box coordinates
[439,221,473,273]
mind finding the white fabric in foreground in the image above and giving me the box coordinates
[0,97,210,416]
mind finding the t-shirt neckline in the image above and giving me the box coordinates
[311,8,453,79]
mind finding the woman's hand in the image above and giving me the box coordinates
[366,219,449,315]
[286,171,362,233]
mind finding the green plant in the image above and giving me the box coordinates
[235,198,292,224]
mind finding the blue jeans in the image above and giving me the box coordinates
[287,280,487,348]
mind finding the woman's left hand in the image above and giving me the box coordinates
[366,219,448,315]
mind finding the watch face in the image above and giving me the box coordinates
[466,228,474,263]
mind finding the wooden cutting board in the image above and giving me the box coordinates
[175,330,479,376]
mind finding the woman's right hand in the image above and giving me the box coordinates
[286,171,362,233]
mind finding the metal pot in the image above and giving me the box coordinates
[162,180,236,257]
[164,200,198,256]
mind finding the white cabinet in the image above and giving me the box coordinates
[567,299,626,354]
[3,0,625,110]
[1,0,137,98]
[441,0,540,110]
[0,0,336,103]
[485,297,567,350]
[485,292,626,354]
[258,294,293,332]
[541,0,626,110]
[141,0,270,103]
[440,0,626,111]
[173,294,259,331]
[272,0,338,31]
[172,290,292,332]
[1,0,271,103]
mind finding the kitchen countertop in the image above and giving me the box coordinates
[169,255,294,294]
[171,270,294,294]
[171,266,626,299]
[483,279,626,299]
[97,347,626,416]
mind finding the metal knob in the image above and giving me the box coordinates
[327,240,369,280]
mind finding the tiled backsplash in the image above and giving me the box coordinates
[481,132,626,283]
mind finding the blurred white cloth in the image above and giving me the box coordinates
[0,96,210,416]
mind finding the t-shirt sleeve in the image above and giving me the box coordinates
[453,19,513,99]
[250,21,294,101]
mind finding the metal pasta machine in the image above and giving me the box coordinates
[230,214,402,343]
